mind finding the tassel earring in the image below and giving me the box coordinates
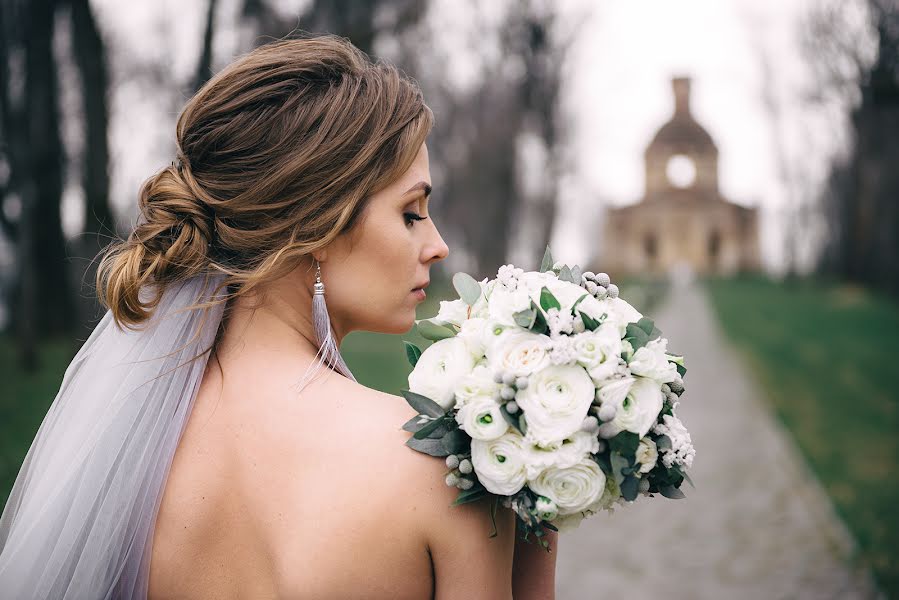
[295,258,357,393]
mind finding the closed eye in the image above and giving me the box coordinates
[404,212,428,227]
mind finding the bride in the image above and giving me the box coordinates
[0,34,556,598]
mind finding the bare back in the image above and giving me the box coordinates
[148,349,515,599]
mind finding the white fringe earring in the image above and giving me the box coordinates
[294,258,357,393]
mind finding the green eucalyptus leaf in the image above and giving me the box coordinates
[452,487,487,506]
[413,415,448,439]
[659,485,686,499]
[405,436,451,457]
[453,272,482,306]
[610,452,630,486]
[559,265,573,283]
[415,320,457,341]
[571,293,589,314]
[609,431,640,457]
[404,341,423,367]
[513,307,537,329]
[539,245,554,273]
[570,265,583,284]
[655,434,673,451]
[518,414,528,436]
[441,429,470,454]
[539,286,561,312]
[636,317,655,336]
[624,322,651,351]
[402,414,429,433]
[676,363,687,377]
[530,300,549,334]
[620,475,640,501]
[579,310,600,331]
[401,390,447,418]
[500,403,523,434]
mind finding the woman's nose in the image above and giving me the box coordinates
[429,223,449,262]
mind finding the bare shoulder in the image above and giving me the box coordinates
[358,385,517,599]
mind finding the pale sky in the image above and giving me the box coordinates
[75,0,871,277]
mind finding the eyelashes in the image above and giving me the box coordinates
[404,212,428,227]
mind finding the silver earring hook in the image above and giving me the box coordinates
[313,259,324,296]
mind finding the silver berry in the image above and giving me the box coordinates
[446,455,460,469]
[598,421,619,439]
[594,286,608,300]
[493,371,505,384]
[458,477,474,490]
[661,384,671,394]
[583,271,596,280]
[500,385,516,401]
[669,379,684,394]
[638,478,651,493]
[596,272,611,287]
[506,400,519,414]
[598,403,617,422]
[445,473,460,487]
[458,459,473,474]
[585,281,597,294]
[502,372,517,386]
[607,284,619,299]
[581,415,600,433]
[515,377,529,390]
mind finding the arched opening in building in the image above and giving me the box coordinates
[708,230,721,267]
[644,233,658,266]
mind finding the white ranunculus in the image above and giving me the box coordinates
[517,270,558,295]
[524,430,600,480]
[595,297,643,335]
[485,331,552,378]
[573,323,623,384]
[526,278,588,315]
[408,337,477,410]
[455,395,509,440]
[596,376,664,438]
[471,430,529,495]
[514,363,595,446]
[487,286,534,327]
[528,457,606,516]
[433,298,469,328]
[452,363,498,410]
[457,317,488,358]
[636,438,658,473]
[629,337,678,384]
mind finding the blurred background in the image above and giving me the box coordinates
[0,0,896,597]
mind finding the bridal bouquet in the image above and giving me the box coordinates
[400,247,694,550]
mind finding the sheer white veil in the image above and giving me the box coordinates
[0,273,229,598]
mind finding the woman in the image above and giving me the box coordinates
[0,33,556,598]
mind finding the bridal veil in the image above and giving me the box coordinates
[0,274,228,598]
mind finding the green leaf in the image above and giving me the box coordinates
[676,363,687,378]
[610,451,630,486]
[539,286,561,312]
[579,310,600,331]
[518,413,528,436]
[405,436,451,457]
[513,307,537,329]
[624,322,651,351]
[404,341,422,368]
[415,320,457,341]
[682,470,696,489]
[542,521,559,532]
[620,475,639,501]
[402,414,429,432]
[401,390,447,418]
[530,300,548,334]
[571,293,589,314]
[539,245,554,273]
[453,272,482,306]
[452,487,487,506]
[559,265,573,283]
[500,403,523,434]
[570,265,583,284]
[659,485,686,499]
[655,434,672,451]
[413,415,448,439]
[609,431,640,457]
[441,428,470,454]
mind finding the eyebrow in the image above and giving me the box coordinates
[404,181,432,198]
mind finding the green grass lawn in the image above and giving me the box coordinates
[705,274,899,597]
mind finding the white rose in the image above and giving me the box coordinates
[471,430,529,495]
[524,430,600,480]
[433,299,469,328]
[408,337,477,410]
[528,457,606,516]
[452,363,498,409]
[528,278,588,315]
[486,286,533,327]
[596,376,663,438]
[514,364,595,446]
[629,338,678,384]
[517,271,558,295]
[595,297,643,335]
[572,323,623,384]
[457,317,488,358]
[455,395,510,441]
[485,331,552,378]
[635,438,658,473]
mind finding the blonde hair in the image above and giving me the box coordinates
[96,33,433,329]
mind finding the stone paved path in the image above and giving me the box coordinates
[555,279,882,600]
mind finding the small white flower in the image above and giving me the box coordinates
[471,430,529,495]
[452,363,499,410]
[433,299,469,328]
[652,414,695,469]
[455,395,509,441]
[548,335,578,366]
[408,337,477,410]
[528,457,606,516]
[595,376,664,438]
[629,337,678,384]
[572,323,623,384]
[514,363,595,446]
[635,438,658,473]
[485,331,552,378]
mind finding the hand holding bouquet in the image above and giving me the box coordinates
[400,247,695,550]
